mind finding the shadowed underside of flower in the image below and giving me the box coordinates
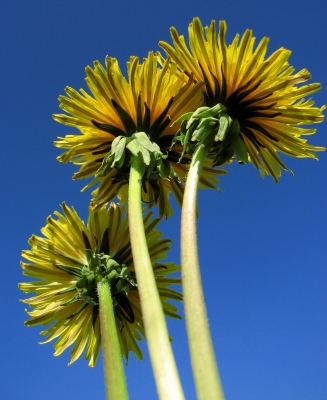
[19,203,182,367]
[53,52,225,218]
[159,17,325,181]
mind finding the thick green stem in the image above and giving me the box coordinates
[97,280,129,400]
[128,156,185,400]
[181,142,225,400]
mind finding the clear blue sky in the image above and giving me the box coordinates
[1,1,326,399]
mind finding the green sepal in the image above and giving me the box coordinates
[154,159,168,181]
[96,135,127,178]
[95,155,114,178]
[144,155,158,180]
[186,106,211,129]
[172,103,246,166]
[172,119,201,163]
[110,264,137,297]
[120,265,132,280]
[231,134,249,164]
[171,119,187,148]
[112,281,129,296]
[214,114,232,142]
[128,139,151,165]
[85,248,94,266]
[133,132,159,153]
[125,136,140,155]
[75,276,88,290]
[61,294,80,307]
[170,119,188,161]
[54,252,85,268]
[75,248,138,309]
[126,132,162,167]
[106,269,120,283]
[191,118,217,142]
[92,234,99,254]
[211,120,242,166]
[112,136,126,168]
[105,257,120,272]
[194,103,226,119]
[125,132,180,185]
[55,264,83,278]
[57,286,76,295]
[170,111,194,127]
[92,129,182,197]
[171,103,226,151]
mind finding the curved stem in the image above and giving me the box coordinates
[128,156,185,400]
[181,142,225,400]
[97,280,129,400]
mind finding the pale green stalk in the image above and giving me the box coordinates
[181,141,225,400]
[128,156,185,400]
[97,280,129,400]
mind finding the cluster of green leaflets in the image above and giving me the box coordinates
[58,230,137,331]
[171,103,249,166]
[96,131,180,184]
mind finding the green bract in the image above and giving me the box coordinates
[172,104,248,166]
[96,131,181,190]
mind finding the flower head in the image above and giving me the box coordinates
[159,18,325,181]
[54,52,224,218]
[19,202,182,366]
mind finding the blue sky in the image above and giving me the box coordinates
[1,0,326,399]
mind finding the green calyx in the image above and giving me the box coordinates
[96,131,180,184]
[68,233,137,330]
[171,103,249,166]
[76,252,136,301]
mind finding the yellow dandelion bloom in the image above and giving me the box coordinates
[19,202,182,367]
[54,52,224,218]
[159,17,325,181]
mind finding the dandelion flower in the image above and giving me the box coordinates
[54,52,224,218]
[19,202,182,366]
[159,17,325,181]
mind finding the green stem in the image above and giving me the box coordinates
[128,156,185,400]
[97,280,129,400]
[181,141,225,400]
